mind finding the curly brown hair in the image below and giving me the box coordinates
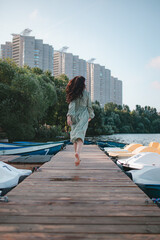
[66,76,85,103]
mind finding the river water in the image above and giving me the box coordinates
[88,133,160,145]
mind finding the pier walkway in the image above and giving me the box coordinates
[0,145,160,239]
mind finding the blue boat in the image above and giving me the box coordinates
[97,140,126,148]
[84,140,94,145]
[67,140,94,145]
[0,143,63,156]
[13,140,70,146]
[0,143,22,149]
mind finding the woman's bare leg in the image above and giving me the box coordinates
[74,142,77,153]
[75,139,83,166]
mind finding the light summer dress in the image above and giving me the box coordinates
[67,90,95,143]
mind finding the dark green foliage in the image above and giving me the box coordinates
[0,59,17,85]
[152,119,160,133]
[87,102,109,135]
[103,103,160,134]
[0,60,57,141]
[35,125,67,141]
[45,74,69,128]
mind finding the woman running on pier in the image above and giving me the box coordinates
[66,76,95,166]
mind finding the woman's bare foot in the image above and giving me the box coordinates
[75,152,81,166]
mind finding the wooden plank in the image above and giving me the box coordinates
[0,223,160,234]
[0,233,160,240]
[0,216,160,225]
[0,204,158,217]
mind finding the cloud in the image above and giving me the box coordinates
[29,9,38,20]
[152,81,160,90]
[148,56,160,69]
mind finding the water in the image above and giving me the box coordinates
[88,133,160,145]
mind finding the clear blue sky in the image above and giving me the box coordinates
[1,0,160,111]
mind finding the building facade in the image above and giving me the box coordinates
[10,33,54,74]
[53,51,87,80]
[0,41,13,60]
[87,63,115,107]
[110,76,123,106]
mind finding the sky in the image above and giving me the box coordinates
[1,0,160,111]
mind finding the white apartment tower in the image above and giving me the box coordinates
[53,51,87,80]
[88,63,101,104]
[105,69,111,103]
[110,76,123,106]
[87,63,112,107]
[11,30,53,74]
[0,41,13,60]
[79,59,87,79]
[54,51,73,79]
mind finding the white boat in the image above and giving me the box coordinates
[109,146,160,159]
[104,143,142,154]
[127,166,160,198]
[0,161,32,195]
[117,152,160,170]
[128,166,160,184]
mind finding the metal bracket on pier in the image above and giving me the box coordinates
[145,198,155,205]
[0,191,9,202]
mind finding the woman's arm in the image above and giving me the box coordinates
[87,93,95,120]
[67,100,76,126]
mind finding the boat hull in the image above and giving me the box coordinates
[0,143,63,156]
[97,141,126,148]
[138,184,160,199]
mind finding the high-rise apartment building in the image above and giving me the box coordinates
[86,63,113,107]
[53,51,87,80]
[79,59,87,79]
[110,76,123,106]
[87,63,101,104]
[53,51,63,76]
[115,79,123,105]
[11,30,54,74]
[105,69,111,104]
[53,51,122,107]
[54,51,73,79]
[0,41,13,60]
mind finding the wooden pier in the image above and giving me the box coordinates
[0,145,160,239]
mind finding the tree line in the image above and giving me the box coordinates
[0,60,160,141]
[88,102,160,136]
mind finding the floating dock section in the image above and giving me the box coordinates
[0,145,160,239]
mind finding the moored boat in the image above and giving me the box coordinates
[104,143,142,155]
[0,161,32,196]
[0,143,63,156]
[97,140,126,148]
[109,146,160,159]
[117,152,160,171]
[13,140,69,146]
[127,166,160,199]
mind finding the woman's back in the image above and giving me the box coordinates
[74,90,88,112]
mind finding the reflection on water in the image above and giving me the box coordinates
[87,134,160,145]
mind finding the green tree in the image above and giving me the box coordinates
[45,74,69,128]
[152,119,160,133]
[0,60,57,141]
[87,102,108,135]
